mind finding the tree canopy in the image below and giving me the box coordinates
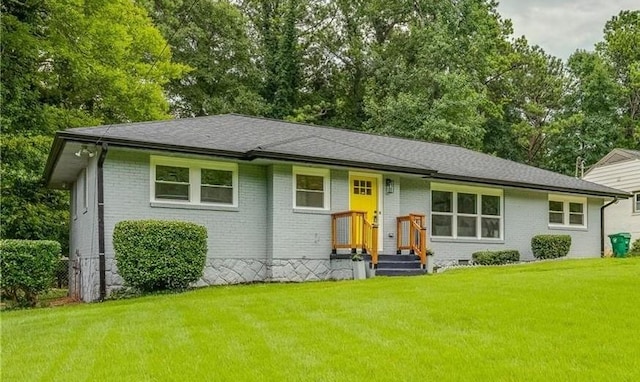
[2,1,639,248]
[1,0,187,248]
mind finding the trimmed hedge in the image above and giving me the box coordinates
[113,220,207,292]
[531,235,571,259]
[629,238,640,257]
[472,250,520,265]
[0,240,61,306]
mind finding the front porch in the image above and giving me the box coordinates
[330,211,431,276]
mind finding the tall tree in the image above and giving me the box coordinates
[596,10,640,143]
[362,0,513,149]
[546,10,640,174]
[547,51,622,175]
[141,0,267,117]
[0,0,186,249]
[503,37,566,166]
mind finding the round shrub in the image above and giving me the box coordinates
[472,250,520,265]
[113,220,207,292]
[0,239,61,306]
[629,238,640,257]
[531,235,571,259]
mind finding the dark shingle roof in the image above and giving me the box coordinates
[48,114,629,197]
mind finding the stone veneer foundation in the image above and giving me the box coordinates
[106,258,356,296]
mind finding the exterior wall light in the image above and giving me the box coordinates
[385,178,394,194]
[74,145,95,158]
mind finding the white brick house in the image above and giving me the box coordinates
[44,114,630,301]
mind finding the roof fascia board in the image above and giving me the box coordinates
[56,133,247,160]
[428,173,630,199]
[48,132,628,198]
[43,133,66,186]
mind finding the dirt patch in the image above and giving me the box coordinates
[45,296,81,307]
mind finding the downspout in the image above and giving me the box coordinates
[600,197,618,257]
[97,143,109,300]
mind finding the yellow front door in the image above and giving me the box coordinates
[350,175,378,225]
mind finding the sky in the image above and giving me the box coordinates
[496,0,639,60]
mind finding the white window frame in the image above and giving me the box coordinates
[548,194,587,229]
[430,183,504,240]
[150,156,238,207]
[634,192,640,214]
[293,166,330,211]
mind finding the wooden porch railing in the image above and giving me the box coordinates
[331,211,379,265]
[396,214,427,268]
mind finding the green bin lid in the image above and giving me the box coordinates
[609,232,631,238]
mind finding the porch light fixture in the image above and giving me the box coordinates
[385,178,394,194]
[74,145,95,158]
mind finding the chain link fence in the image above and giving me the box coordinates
[54,257,70,289]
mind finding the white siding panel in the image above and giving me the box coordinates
[584,160,640,192]
[583,158,640,252]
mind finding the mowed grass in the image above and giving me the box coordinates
[2,258,640,381]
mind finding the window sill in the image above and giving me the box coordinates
[548,225,588,232]
[293,208,330,215]
[431,237,504,244]
[150,201,238,212]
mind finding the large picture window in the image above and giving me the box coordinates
[151,156,238,207]
[548,195,587,228]
[431,184,503,240]
[293,167,330,210]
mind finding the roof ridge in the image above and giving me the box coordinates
[225,113,465,150]
[315,135,432,170]
[252,134,317,150]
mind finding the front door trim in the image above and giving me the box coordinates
[349,171,384,251]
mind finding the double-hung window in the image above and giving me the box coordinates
[634,192,640,214]
[155,165,190,201]
[293,167,330,210]
[151,156,238,207]
[548,195,587,228]
[431,183,503,240]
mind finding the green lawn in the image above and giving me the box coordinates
[2,258,639,381]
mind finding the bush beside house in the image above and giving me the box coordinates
[113,220,207,292]
[629,239,640,257]
[472,250,520,265]
[531,235,571,259]
[0,240,61,306]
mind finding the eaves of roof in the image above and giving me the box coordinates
[43,132,437,186]
[428,173,629,199]
[44,119,632,199]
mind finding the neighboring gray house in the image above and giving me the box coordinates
[583,149,640,253]
[44,114,629,301]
